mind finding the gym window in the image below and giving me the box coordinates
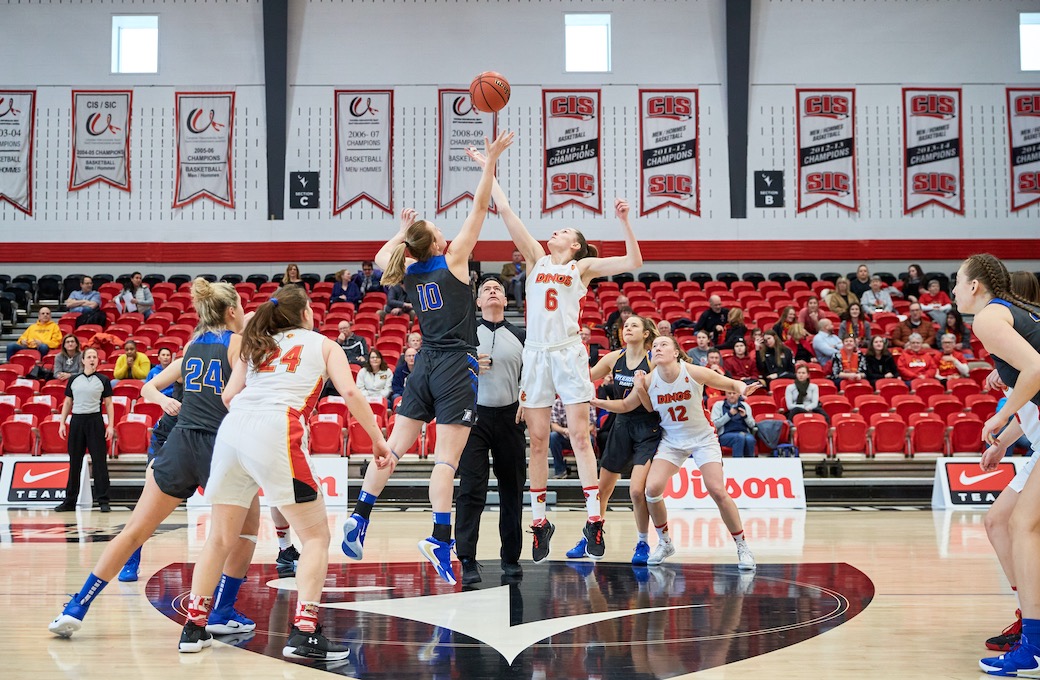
[1023,13,1040,71]
[112,15,159,74]
[565,13,611,73]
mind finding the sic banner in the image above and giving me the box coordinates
[0,90,36,215]
[638,89,698,216]
[173,91,235,209]
[334,90,393,216]
[903,87,964,215]
[1007,88,1040,212]
[437,89,497,214]
[542,89,602,214]
[70,90,132,192]
[796,88,858,213]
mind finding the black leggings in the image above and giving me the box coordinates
[65,413,110,502]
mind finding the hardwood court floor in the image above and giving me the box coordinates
[5,506,1011,679]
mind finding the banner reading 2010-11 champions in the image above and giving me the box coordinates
[638,89,698,216]
[70,90,132,193]
[796,88,858,213]
[0,90,36,215]
[542,89,601,214]
[903,88,963,215]
[334,90,393,216]
[1008,88,1040,212]
[173,92,235,209]
[437,89,497,214]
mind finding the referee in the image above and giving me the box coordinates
[455,274,526,585]
[56,347,115,513]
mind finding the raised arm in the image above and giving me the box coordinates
[578,199,643,283]
[466,145,543,266]
[374,208,419,273]
[687,363,760,397]
[589,349,623,381]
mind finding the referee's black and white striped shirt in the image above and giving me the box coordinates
[475,318,525,408]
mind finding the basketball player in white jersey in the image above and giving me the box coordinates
[176,286,391,661]
[593,335,757,569]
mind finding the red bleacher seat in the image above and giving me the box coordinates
[132,401,166,425]
[20,398,54,422]
[875,378,910,402]
[1,414,39,455]
[841,381,874,403]
[946,377,982,401]
[5,379,38,404]
[969,366,995,389]
[869,413,908,457]
[110,395,130,423]
[908,413,946,457]
[38,415,68,454]
[753,412,790,454]
[813,379,838,397]
[7,351,39,375]
[792,413,830,457]
[0,396,19,423]
[819,395,852,419]
[346,420,375,456]
[853,394,889,421]
[947,412,984,456]
[831,413,868,457]
[113,416,151,457]
[911,378,945,402]
[928,394,963,421]
[113,379,144,400]
[310,419,346,455]
[891,394,927,421]
[318,396,348,421]
[965,393,999,421]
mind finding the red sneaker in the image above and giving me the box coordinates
[986,609,1022,651]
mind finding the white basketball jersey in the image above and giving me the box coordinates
[647,363,716,449]
[231,329,328,416]
[1008,386,1040,453]
[525,255,588,347]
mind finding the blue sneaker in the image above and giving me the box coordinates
[632,541,650,565]
[981,634,1040,676]
[418,537,457,585]
[566,537,588,559]
[118,550,141,582]
[341,514,368,560]
[48,598,88,638]
[206,608,256,635]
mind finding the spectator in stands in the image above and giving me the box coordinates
[941,307,972,353]
[891,302,936,348]
[896,333,937,381]
[705,349,726,376]
[656,319,672,337]
[904,263,926,303]
[785,323,815,363]
[609,305,634,350]
[935,333,970,382]
[831,335,867,385]
[711,389,758,457]
[772,306,797,341]
[694,295,728,345]
[860,275,893,317]
[337,320,369,366]
[126,272,154,318]
[850,264,872,299]
[717,307,748,349]
[383,283,415,321]
[812,318,843,366]
[756,330,795,385]
[500,249,526,310]
[723,338,761,385]
[548,396,596,479]
[751,327,764,353]
[580,325,604,367]
[798,296,821,334]
[52,334,83,381]
[864,335,898,385]
[357,349,393,403]
[352,261,384,296]
[838,302,871,348]
[786,363,830,422]
[825,276,856,317]
[689,330,711,366]
[406,332,422,352]
[919,279,952,325]
[390,346,417,404]
[330,268,362,309]
[113,339,150,380]
[280,263,308,291]
[65,276,104,328]
[603,294,629,336]
[145,347,176,397]
[6,306,61,360]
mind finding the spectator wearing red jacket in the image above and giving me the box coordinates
[797,296,821,334]
[934,333,969,381]
[919,279,953,325]
[722,339,761,386]
[896,333,937,381]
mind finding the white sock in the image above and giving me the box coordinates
[655,523,670,543]
[275,526,292,551]
[637,532,648,543]
[583,486,601,519]
[530,488,546,523]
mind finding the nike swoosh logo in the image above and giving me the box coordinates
[22,469,65,484]
[958,470,1005,486]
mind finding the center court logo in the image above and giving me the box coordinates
[8,461,68,502]
[186,108,226,133]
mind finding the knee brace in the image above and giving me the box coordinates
[239,534,258,544]
[645,491,664,505]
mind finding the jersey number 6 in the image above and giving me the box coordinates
[545,288,558,311]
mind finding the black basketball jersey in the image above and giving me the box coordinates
[174,330,233,433]
[609,350,658,421]
[404,255,476,352]
[988,298,1040,407]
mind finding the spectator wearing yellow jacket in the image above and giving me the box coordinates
[7,307,62,359]
[113,340,151,380]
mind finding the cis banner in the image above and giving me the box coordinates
[334,90,393,216]
[796,88,857,213]
[173,91,235,209]
[639,89,698,216]
[0,90,36,215]
[437,89,497,214]
[903,88,963,215]
[70,90,132,192]
[1008,88,1040,212]
[542,89,601,214]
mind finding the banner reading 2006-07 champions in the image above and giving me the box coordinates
[0,90,35,215]
[1008,88,1040,212]
[543,89,601,214]
[334,90,393,216]
[796,88,857,213]
[174,92,235,209]
[903,88,963,215]
[437,89,496,214]
[639,89,698,216]
[70,90,132,193]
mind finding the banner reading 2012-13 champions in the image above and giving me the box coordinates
[174,92,235,209]
[334,90,393,216]
[542,89,601,214]
[437,89,497,214]
[796,88,858,213]
[0,90,35,215]
[903,88,963,215]
[1008,88,1040,212]
[70,90,132,193]
[639,89,699,216]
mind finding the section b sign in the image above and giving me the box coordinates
[290,171,319,209]
[754,170,784,208]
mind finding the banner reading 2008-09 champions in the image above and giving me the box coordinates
[542,89,601,214]
[437,89,496,214]
[796,88,858,213]
[174,92,235,209]
[0,90,36,215]
[70,90,132,193]
[1008,88,1040,212]
[903,88,963,215]
[334,90,393,216]
[639,89,699,216]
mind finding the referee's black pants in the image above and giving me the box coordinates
[65,413,110,503]
[455,402,526,564]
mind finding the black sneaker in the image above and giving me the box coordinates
[178,621,213,653]
[583,518,605,560]
[54,502,75,512]
[99,501,111,513]
[276,545,300,575]
[460,558,482,585]
[501,561,523,578]
[531,520,555,564]
[283,625,350,661]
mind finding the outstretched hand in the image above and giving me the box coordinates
[615,198,630,220]
[484,130,515,162]
[739,381,761,398]
[465,146,488,169]
[400,207,419,233]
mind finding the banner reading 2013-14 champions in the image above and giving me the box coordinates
[334,90,393,216]
[639,89,698,216]
[70,90,132,193]
[796,88,858,213]
[542,89,601,214]
[1008,88,1040,212]
[903,88,963,215]
[437,89,496,214]
[0,90,35,215]
[174,92,235,209]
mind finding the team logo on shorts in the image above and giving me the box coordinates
[520,390,527,402]
[462,409,475,424]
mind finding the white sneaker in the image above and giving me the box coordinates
[647,540,675,566]
[736,570,756,596]
[736,541,756,570]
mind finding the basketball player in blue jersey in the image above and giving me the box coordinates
[340,130,514,585]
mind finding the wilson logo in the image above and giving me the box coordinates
[803,95,849,119]
[550,173,595,197]
[912,172,957,197]
[647,174,693,199]
[805,171,851,196]
[646,96,692,121]
[549,96,595,120]
[186,108,226,133]
[665,469,796,501]
[910,94,956,119]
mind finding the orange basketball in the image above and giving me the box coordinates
[469,71,510,113]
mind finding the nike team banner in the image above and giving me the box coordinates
[1008,87,1040,212]
[173,91,235,209]
[542,89,602,214]
[796,88,858,213]
[903,87,964,215]
[334,90,393,216]
[0,90,35,215]
[931,457,1026,510]
[69,90,132,193]
[664,458,806,509]
[437,88,497,214]
[0,455,92,506]
[638,89,699,216]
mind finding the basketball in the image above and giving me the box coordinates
[469,71,510,113]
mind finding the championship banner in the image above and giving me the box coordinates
[542,89,602,214]
[69,90,132,192]
[173,91,235,209]
[1007,88,1040,212]
[796,88,858,213]
[0,90,35,215]
[902,87,964,215]
[334,90,393,215]
[437,89,497,214]
[638,89,699,216]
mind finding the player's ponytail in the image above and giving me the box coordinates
[191,277,240,339]
[573,229,598,260]
[382,220,436,286]
[240,285,310,368]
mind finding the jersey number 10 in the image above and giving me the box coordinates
[416,282,443,312]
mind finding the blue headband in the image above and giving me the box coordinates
[270,297,279,306]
